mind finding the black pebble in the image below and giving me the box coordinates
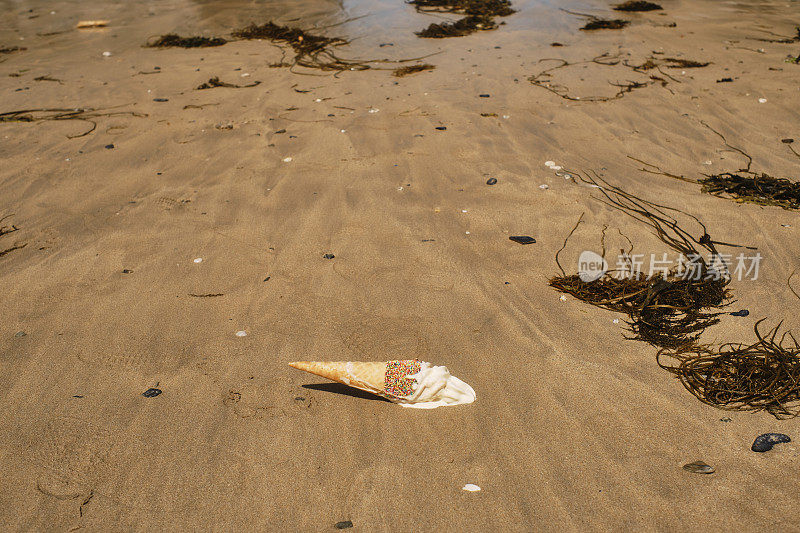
[752,433,790,452]
[263,276,271,282]
[509,236,536,245]
[716,78,733,83]
[435,126,447,130]
[479,94,490,98]
[275,129,286,134]
[122,269,133,274]
[153,98,169,102]
[105,143,115,149]
[486,177,497,185]
[730,309,749,317]
[781,138,794,144]
[335,521,353,530]
[142,388,162,398]
[323,253,335,259]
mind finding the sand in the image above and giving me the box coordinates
[1,0,800,530]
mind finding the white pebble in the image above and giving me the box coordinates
[315,98,322,102]
[758,98,767,103]
[283,157,293,162]
[613,318,620,324]
[368,108,379,113]
[461,209,468,213]
[703,160,712,165]
[465,231,470,235]
[235,330,247,337]
[462,484,481,492]
[539,184,549,190]
[102,51,112,57]
[193,257,203,263]
[551,165,562,171]
[502,115,510,119]
[241,73,250,77]
[545,161,556,167]
[340,129,346,133]
[559,295,567,301]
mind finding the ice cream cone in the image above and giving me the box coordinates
[288,361,391,398]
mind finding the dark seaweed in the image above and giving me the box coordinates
[659,321,800,418]
[147,34,227,48]
[699,173,800,210]
[392,64,436,76]
[581,19,630,30]
[613,1,662,11]
[416,15,497,38]
[196,76,261,90]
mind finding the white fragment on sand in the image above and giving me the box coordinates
[613,318,620,324]
[193,257,203,263]
[315,98,322,102]
[283,156,293,162]
[241,73,250,77]
[102,51,112,57]
[545,161,556,167]
[461,209,468,213]
[703,160,712,165]
[462,484,481,492]
[759,98,767,103]
[539,184,549,190]
[465,231,470,235]
[560,294,567,302]
[368,108,379,113]
[340,129,346,133]
[502,115,510,119]
[235,330,247,337]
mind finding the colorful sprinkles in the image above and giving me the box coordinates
[385,359,421,397]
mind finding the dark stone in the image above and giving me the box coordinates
[122,269,133,274]
[435,126,447,130]
[782,138,794,144]
[153,98,169,102]
[275,129,286,134]
[14,331,26,337]
[142,388,162,398]
[752,433,790,452]
[730,309,749,317]
[323,253,335,259]
[334,521,353,529]
[479,94,490,97]
[486,177,498,185]
[509,236,536,245]
[716,78,733,83]
[104,144,115,149]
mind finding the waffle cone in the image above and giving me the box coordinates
[289,361,389,397]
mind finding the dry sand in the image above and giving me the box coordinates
[2,0,800,530]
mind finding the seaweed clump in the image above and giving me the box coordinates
[613,1,662,11]
[550,173,732,349]
[231,22,374,72]
[147,34,227,48]
[416,15,497,38]
[410,0,515,38]
[393,64,436,76]
[196,77,261,90]
[581,18,630,30]
[409,0,515,16]
[658,320,800,418]
[699,173,800,210]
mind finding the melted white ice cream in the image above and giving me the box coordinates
[397,361,476,409]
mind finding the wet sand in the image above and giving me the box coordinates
[1,0,800,530]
